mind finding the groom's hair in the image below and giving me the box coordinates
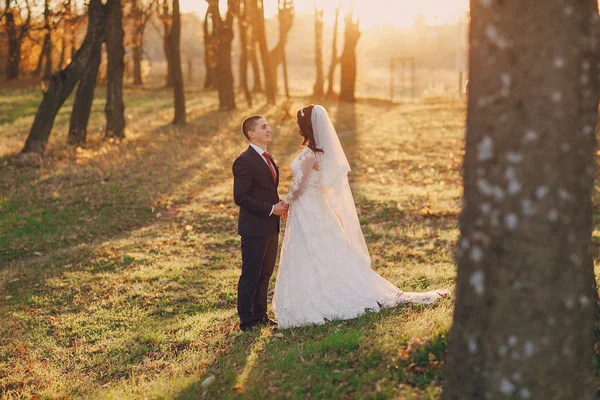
[241,115,264,140]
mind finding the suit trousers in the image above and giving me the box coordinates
[237,233,279,328]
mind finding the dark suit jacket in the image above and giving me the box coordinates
[233,146,280,237]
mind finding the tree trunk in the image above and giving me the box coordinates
[442,1,599,399]
[163,40,174,87]
[171,0,186,124]
[58,31,67,69]
[39,0,53,77]
[268,0,293,98]
[45,0,52,73]
[58,0,71,69]
[325,5,340,97]
[312,6,324,97]
[252,0,275,104]
[105,0,126,140]
[162,0,174,88]
[203,8,217,89]
[216,27,236,110]
[249,32,262,92]
[6,8,20,80]
[281,51,289,99]
[35,33,49,75]
[339,13,359,103]
[69,23,76,60]
[238,0,252,106]
[132,34,143,85]
[20,0,106,155]
[67,47,101,146]
[208,0,236,111]
[43,37,53,77]
[131,0,144,85]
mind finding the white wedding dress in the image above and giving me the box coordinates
[273,106,449,329]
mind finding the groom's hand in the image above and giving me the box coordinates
[272,201,287,216]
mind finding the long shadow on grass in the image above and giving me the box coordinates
[181,304,451,399]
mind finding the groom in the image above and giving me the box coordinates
[233,115,287,331]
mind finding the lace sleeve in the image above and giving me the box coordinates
[284,149,317,205]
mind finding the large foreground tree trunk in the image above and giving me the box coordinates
[20,0,107,156]
[443,1,599,399]
[171,0,186,124]
[339,13,360,103]
[67,48,101,146]
[105,0,126,140]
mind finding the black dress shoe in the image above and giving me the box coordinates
[240,323,255,332]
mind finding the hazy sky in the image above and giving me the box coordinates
[180,0,469,29]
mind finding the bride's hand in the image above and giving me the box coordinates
[283,205,290,221]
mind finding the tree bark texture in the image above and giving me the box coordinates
[171,0,186,124]
[105,0,126,139]
[443,2,600,399]
[67,48,101,146]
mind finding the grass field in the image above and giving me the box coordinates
[0,86,595,399]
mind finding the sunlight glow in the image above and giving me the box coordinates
[180,0,469,29]
[233,329,272,393]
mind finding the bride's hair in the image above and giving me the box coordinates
[297,105,324,153]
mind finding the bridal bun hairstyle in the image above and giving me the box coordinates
[297,105,324,153]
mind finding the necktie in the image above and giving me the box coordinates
[262,151,277,184]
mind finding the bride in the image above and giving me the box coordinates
[273,105,449,329]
